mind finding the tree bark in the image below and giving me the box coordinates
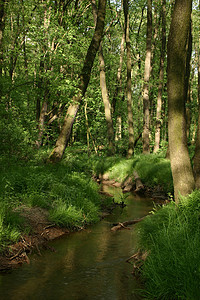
[123,0,134,158]
[99,42,115,155]
[193,0,200,189]
[142,0,152,154]
[154,0,166,153]
[91,0,115,155]
[48,0,106,162]
[0,0,5,77]
[167,0,195,202]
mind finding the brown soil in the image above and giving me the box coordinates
[0,206,69,271]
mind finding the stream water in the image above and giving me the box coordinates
[0,187,155,300]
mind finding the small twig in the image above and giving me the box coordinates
[44,224,56,230]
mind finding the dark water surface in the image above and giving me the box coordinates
[0,187,155,300]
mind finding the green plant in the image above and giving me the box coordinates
[136,190,200,299]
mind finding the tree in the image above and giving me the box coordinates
[123,0,134,157]
[48,0,106,162]
[0,0,6,77]
[91,0,115,155]
[193,0,200,189]
[142,0,152,154]
[167,0,195,202]
[154,0,166,153]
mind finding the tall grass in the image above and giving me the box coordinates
[136,190,200,299]
[0,150,107,251]
[93,154,173,194]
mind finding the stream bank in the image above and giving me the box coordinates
[0,186,158,299]
[0,175,168,272]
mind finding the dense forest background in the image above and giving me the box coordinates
[1,1,200,298]
[0,0,198,161]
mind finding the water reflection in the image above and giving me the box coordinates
[0,187,154,300]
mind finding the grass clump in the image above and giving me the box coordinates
[136,190,200,299]
[0,202,24,251]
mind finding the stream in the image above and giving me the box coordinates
[0,186,156,300]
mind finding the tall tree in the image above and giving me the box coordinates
[154,0,166,153]
[167,0,195,202]
[193,0,200,189]
[123,0,134,157]
[142,0,152,154]
[49,0,106,162]
[91,0,115,155]
[0,0,5,77]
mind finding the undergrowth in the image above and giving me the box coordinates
[136,190,200,299]
[0,149,108,252]
[0,149,173,252]
[93,153,173,194]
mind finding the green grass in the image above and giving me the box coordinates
[0,149,109,252]
[136,190,200,299]
[92,153,173,194]
[0,150,173,252]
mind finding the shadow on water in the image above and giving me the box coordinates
[0,187,156,300]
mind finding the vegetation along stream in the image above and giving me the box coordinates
[0,186,156,300]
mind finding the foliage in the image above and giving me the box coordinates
[136,190,200,299]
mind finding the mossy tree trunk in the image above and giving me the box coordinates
[142,0,152,154]
[193,0,200,189]
[123,0,134,158]
[48,0,106,162]
[167,0,195,202]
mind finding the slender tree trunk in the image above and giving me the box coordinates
[48,0,106,162]
[167,0,195,202]
[91,0,115,155]
[193,0,200,189]
[142,0,152,154]
[0,0,5,77]
[99,42,115,155]
[123,0,134,158]
[112,29,125,142]
[112,30,125,113]
[36,89,48,148]
[154,0,166,153]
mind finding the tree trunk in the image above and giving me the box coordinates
[112,30,125,114]
[154,0,166,153]
[193,0,200,189]
[91,0,115,155]
[0,0,5,77]
[99,42,115,155]
[142,0,152,154]
[48,0,106,162]
[123,0,134,158]
[167,0,195,202]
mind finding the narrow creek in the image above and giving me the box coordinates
[0,186,156,300]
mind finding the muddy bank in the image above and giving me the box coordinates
[96,171,169,202]
[0,207,69,271]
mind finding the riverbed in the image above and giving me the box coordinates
[0,187,156,300]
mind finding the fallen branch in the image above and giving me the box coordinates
[111,217,145,231]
